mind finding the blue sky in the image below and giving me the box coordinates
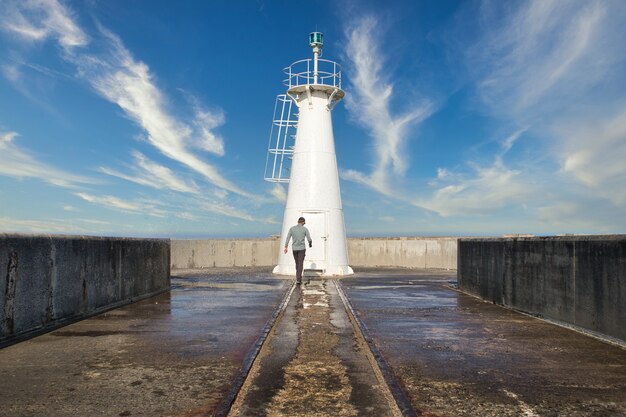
[1,0,625,238]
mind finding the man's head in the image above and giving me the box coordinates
[298,216,305,225]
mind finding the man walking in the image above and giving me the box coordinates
[283,217,312,284]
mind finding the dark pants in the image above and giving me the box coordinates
[293,250,306,282]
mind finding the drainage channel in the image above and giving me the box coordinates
[213,281,298,417]
[334,280,418,417]
[222,278,413,417]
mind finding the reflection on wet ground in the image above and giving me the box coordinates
[1,267,625,417]
[340,270,626,417]
[229,278,400,417]
[0,268,289,417]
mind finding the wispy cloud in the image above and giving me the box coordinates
[0,215,117,234]
[270,183,287,203]
[73,27,251,197]
[557,108,626,206]
[75,192,167,217]
[342,15,434,195]
[469,0,615,120]
[0,216,86,233]
[100,151,200,194]
[187,94,226,156]
[464,0,626,218]
[416,158,534,217]
[176,211,199,221]
[0,130,94,188]
[201,200,277,224]
[0,0,88,51]
[2,0,254,200]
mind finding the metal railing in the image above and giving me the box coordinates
[283,58,342,89]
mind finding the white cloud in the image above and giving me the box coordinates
[72,27,251,197]
[0,130,94,188]
[176,211,199,221]
[470,0,615,120]
[270,183,287,203]
[416,157,534,217]
[500,128,527,154]
[429,0,626,229]
[76,218,110,225]
[100,151,200,194]
[342,15,434,194]
[2,63,21,82]
[75,192,167,217]
[0,0,88,51]
[2,0,252,198]
[0,216,86,233]
[201,200,278,224]
[191,101,226,156]
[75,192,140,211]
[201,201,255,222]
[557,108,626,206]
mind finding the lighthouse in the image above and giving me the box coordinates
[265,32,353,276]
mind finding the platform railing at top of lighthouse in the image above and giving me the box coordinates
[282,58,342,90]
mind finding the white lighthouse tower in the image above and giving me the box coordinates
[265,32,353,276]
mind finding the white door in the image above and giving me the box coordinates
[301,211,327,271]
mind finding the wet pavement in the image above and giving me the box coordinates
[229,278,400,417]
[1,267,625,417]
[340,269,626,417]
[0,268,289,417]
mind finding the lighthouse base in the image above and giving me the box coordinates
[272,263,354,277]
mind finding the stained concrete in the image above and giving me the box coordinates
[0,268,289,417]
[340,269,626,416]
[229,279,401,417]
[1,234,170,346]
[458,235,626,342]
[170,237,458,271]
[3,267,626,416]
[348,238,457,269]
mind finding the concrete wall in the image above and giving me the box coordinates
[171,237,458,270]
[171,239,281,269]
[1,234,170,346]
[347,237,457,269]
[458,235,626,342]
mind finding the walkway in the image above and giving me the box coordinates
[0,269,289,417]
[1,268,625,417]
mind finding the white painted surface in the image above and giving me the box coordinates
[273,37,352,276]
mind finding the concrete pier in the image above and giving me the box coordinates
[0,269,289,417]
[341,270,626,416]
[228,278,402,417]
[1,268,625,416]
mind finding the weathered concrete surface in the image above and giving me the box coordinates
[458,235,626,342]
[1,234,170,346]
[347,238,457,269]
[340,270,626,416]
[171,237,458,270]
[171,239,281,269]
[0,268,289,417]
[229,279,401,417]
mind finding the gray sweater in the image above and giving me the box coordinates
[284,224,312,251]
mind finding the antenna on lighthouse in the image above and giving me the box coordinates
[309,32,323,84]
[269,32,353,277]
